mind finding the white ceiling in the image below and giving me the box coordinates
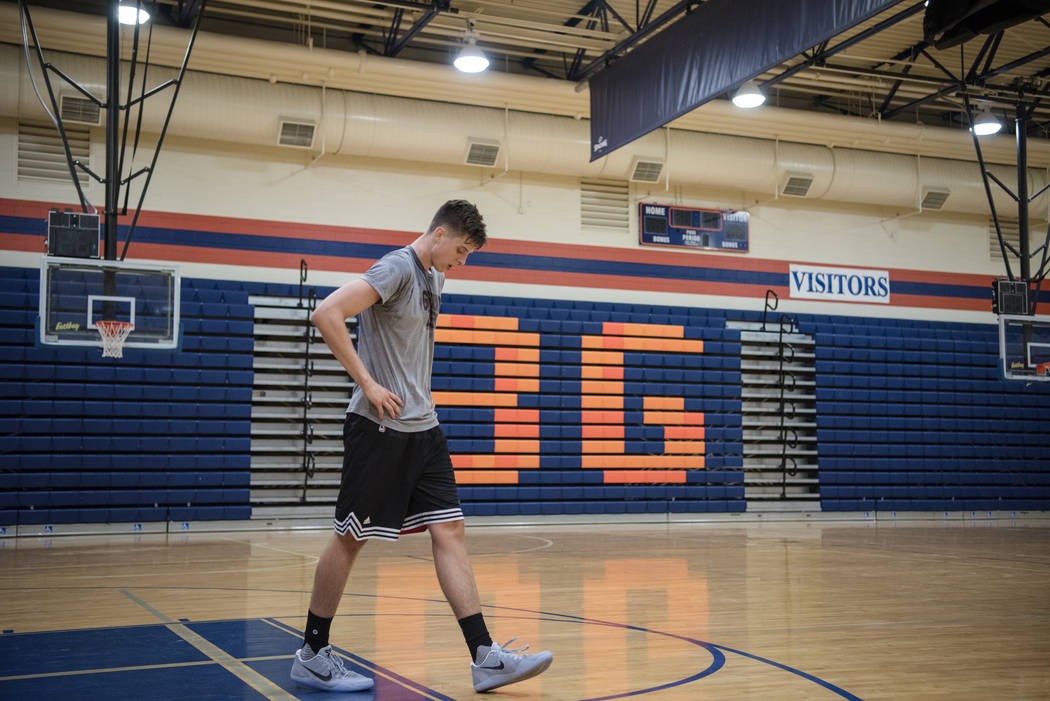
[6,1,1050,166]
[147,0,1050,128]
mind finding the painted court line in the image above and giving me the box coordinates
[120,589,298,701]
[0,659,218,682]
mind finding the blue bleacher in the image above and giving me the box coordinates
[7,266,1046,522]
[808,311,1050,513]
[2,267,254,527]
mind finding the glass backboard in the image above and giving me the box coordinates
[39,256,181,350]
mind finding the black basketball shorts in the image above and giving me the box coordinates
[334,413,463,540]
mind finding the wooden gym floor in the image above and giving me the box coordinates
[1,518,1048,700]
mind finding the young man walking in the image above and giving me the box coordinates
[290,200,553,693]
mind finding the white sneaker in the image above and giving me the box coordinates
[290,645,374,692]
[471,638,553,693]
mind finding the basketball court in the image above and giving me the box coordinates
[4,1,1050,699]
[3,519,1049,700]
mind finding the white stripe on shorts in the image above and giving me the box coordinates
[334,512,401,541]
[401,507,464,531]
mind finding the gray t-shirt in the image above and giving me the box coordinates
[347,246,442,432]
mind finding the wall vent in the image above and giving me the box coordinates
[580,179,629,232]
[629,158,664,183]
[465,140,500,167]
[781,172,814,197]
[989,218,1022,266]
[920,187,950,210]
[278,120,315,148]
[17,122,90,184]
[60,94,101,126]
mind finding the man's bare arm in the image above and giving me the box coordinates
[311,278,404,420]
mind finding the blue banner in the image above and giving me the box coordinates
[589,0,903,160]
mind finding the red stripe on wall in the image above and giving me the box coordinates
[0,197,413,246]
[1,233,45,253]
[456,264,776,299]
[0,197,999,313]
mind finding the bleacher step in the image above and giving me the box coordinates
[251,409,346,421]
[252,389,350,403]
[741,389,817,399]
[253,358,346,372]
[251,488,338,502]
[252,475,340,487]
[738,320,820,508]
[252,505,335,520]
[745,498,822,511]
[742,420,816,428]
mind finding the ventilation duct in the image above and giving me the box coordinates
[990,218,1022,263]
[781,172,814,197]
[629,158,664,183]
[1,45,1046,218]
[920,187,951,210]
[17,122,89,183]
[60,94,100,126]
[465,139,500,167]
[278,120,315,148]
[581,179,629,231]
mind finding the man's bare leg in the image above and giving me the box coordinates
[429,520,482,618]
[428,520,553,692]
[290,533,374,692]
[310,533,368,617]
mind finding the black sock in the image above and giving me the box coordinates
[303,610,333,654]
[458,612,493,661]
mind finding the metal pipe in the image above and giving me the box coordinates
[1018,107,1031,281]
[117,1,142,222]
[120,0,207,261]
[963,93,1013,281]
[104,0,119,260]
[20,1,91,212]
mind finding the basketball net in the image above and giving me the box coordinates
[96,320,134,358]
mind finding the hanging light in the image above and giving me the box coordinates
[731,80,766,109]
[454,22,489,74]
[118,2,150,25]
[971,109,1002,136]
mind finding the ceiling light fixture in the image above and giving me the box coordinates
[971,109,1002,136]
[454,22,489,74]
[118,2,150,25]
[731,80,766,109]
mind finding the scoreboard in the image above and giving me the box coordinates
[639,202,749,253]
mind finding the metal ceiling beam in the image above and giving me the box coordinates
[878,63,916,115]
[572,0,695,82]
[384,8,404,55]
[175,0,205,28]
[882,82,959,119]
[980,44,1050,82]
[980,31,1004,76]
[805,12,1050,121]
[639,0,659,29]
[919,48,959,82]
[596,1,632,34]
[761,1,926,90]
[385,0,449,57]
[875,41,926,115]
[817,62,954,86]
[871,39,928,69]
[965,31,999,82]
[567,1,605,79]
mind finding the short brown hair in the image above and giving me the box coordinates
[427,199,487,248]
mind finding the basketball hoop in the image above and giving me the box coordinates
[95,319,134,358]
[1038,362,1050,377]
